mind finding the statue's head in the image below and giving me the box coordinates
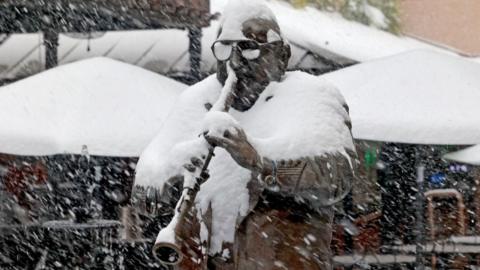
[213,1,291,111]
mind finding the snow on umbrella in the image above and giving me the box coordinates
[322,50,480,269]
[0,57,187,157]
[444,145,480,165]
[323,49,480,145]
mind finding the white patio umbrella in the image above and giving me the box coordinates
[322,49,480,145]
[0,57,187,157]
[323,49,480,269]
[444,145,480,165]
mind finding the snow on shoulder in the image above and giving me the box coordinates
[323,49,480,145]
[241,71,354,160]
[0,57,186,156]
[135,75,222,188]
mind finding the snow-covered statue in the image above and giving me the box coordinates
[131,1,356,269]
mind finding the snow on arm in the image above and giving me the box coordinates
[134,75,222,189]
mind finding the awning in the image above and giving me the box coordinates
[0,0,211,33]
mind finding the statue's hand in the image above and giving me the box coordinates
[182,156,205,173]
[204,127,261,172]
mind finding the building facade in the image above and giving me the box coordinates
[399,0,480,56]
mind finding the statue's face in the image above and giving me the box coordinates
[214,18,291,111]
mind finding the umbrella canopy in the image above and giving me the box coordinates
[323,49,480,145]
[0,57,187,157]
[444,145,480,165]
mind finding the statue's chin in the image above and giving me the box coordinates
[232,96,258,112]
[231,103,250,112]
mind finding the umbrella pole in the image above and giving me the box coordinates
[415,147,426,270]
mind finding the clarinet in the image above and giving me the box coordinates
[152,67,237,265]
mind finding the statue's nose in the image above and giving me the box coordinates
[229,47,244,69]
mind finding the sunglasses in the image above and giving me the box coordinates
[211,39,283,61]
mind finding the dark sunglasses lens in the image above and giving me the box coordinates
[237,40,259,50]
[213,42,232,61]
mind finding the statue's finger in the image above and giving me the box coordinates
[183,163,196,172]
[234,127,247,140]
[205,135,231,148]
[191,157,204,167]
[205,134,226,148]
[199,130,209,138]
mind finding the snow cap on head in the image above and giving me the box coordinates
[219,0,281,41]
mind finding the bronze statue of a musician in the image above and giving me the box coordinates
[130,1,357,269]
